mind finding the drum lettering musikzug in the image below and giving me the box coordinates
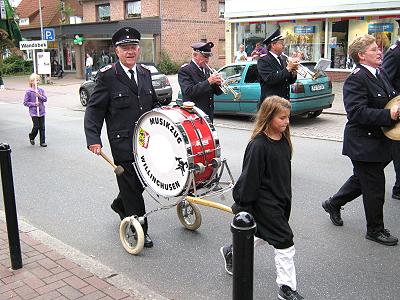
[133,106,220,197]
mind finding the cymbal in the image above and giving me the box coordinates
[382,95,400,140]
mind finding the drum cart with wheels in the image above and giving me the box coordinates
[119,104,235,255]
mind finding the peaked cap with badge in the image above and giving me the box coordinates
[192,42,214,57]
[112,27,141,46]
[262,25,284,45]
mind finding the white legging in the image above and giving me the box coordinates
[254,237,297,290]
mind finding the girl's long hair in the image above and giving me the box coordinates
[251,96,292,154]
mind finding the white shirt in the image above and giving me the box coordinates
[361,64,377,77]
[269,51,282,65]
[192,59,205,74]
[86,56,93,67]
[120,62,138,84]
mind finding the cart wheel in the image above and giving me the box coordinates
[177,201,202,231]
[119,217,144,255]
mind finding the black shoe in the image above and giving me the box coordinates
[220,245,233,275]
[392,193,400,200]
[144,234,153,248]
[212,184,223,192]
[29,134,35,145]
[365,229,398,246]
[40,143,47,147]
[322,199,343,226]
[278,285,304,300]
[111,200,126,220]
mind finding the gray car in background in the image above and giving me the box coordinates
[79,64,172,106]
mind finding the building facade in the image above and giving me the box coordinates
[224,0,400,80]
[17,0,226,78]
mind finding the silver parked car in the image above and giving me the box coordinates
[79,64,173,106]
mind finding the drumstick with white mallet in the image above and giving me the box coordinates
[99,149,125,176]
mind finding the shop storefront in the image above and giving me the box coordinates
[226,0,400,80]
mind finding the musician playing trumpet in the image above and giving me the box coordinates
[257,25,300,109]
[178,42,223,122]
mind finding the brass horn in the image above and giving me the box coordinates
[382,95,400,140]
[205,63,241,101]
[281,53,320,80]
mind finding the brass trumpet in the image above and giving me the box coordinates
[281,53,320,80]
[205,63,241,101]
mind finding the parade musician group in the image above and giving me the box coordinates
[83,24,400,293]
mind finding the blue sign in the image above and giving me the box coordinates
[368,23,394,33]
[294,26,316,34]
[43,28,55,41]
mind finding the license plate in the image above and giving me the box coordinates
[311,84,325,91]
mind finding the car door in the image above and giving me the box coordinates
[238,63,260,114]
[213,64,245,113]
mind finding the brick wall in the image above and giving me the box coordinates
[161,0,225,67]
[325,70,351,82]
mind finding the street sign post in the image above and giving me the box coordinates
[43,28,55,41]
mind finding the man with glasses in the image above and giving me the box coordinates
[178,42,223,122]
[84,27,159,248]
[257,25,299,109]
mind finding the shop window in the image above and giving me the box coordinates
[201,0,207,12]
[218,1,225,19]
[218,39,225,58]
[329,21,349,69]
[97,4,110,22]
[126,1,141,19]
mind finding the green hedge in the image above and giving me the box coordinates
[157,51,181,75]
[2,55,33,75]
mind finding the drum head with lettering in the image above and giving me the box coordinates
[134,111,189,197]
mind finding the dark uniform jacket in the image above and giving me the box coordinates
[257,51,297,104]
[84,61,158,163]
[382,40,400,92]
[342,64,397,162]
[178,60,222,120]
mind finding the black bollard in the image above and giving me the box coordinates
[231,211,256,300]
[0,143,23,270]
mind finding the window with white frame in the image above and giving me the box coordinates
[201,0,207,12]
[126,1,141,18]
[97,4,110,21]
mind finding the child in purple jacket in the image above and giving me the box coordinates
[23,73,48,147]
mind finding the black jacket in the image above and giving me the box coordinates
[257,51,297,104]
[382,40,400,92]
[84,61,159,162]
[342,64,397,162]
[178,60,222,120]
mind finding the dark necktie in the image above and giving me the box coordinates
[278,56,284,69]
[128,69,138,89]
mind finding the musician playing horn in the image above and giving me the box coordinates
[322,34,399,246]
[178,42,223,122]
[257,25,299,109]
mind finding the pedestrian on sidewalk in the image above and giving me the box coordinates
[23,73,48,147]
[220,96,304,300]
[381,19,400,200]
[85,53,93,81]
[322,34,398,246]
[0,70,5,90]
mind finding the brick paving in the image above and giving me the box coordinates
[0,221,137,300]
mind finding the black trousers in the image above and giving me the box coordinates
[114,161,148,233]
[29,116,45,144]
[330,160,390,234]
[392,141,400,194]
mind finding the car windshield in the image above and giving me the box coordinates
[218,65,245,80]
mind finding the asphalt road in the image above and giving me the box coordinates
[1,101,400,299]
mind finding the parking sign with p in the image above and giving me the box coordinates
[43,28,55,41]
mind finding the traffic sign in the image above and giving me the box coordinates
[19,40,48,50]
[43,28,55,41]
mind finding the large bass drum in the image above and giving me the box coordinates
[133,105,221,197]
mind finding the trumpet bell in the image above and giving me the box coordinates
[382,95,400,140]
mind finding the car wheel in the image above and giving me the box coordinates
[307,110,323,119]
[80,88,90,106]
[159,96,172,106]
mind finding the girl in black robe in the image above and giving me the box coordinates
[220,96,303,300]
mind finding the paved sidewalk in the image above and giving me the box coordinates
[0,215,165,300]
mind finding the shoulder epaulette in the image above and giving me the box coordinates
[260,53,267,58]
[99,65,112,72]
[390,43,398,50]
[180,63,188,68]
[352,67,360,75]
